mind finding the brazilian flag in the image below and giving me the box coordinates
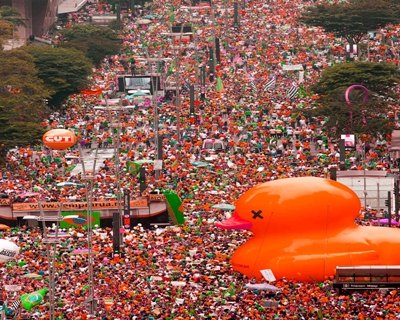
[127,160,153,175]
[60,211,100,229]
[127,161,141,175]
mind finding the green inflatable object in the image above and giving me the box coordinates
[163,190,185,225]
[21,288,48,311]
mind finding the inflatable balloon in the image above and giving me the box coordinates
[0,239,19,263]
[344,84,368,127]
[216,177,400,282]
[344,84,368,106]
[42,129,77,150]
[21,288,48,311]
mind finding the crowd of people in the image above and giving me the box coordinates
[1,0,400,318]
[2,224,400,320]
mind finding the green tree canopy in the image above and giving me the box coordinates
[0,49,50,163]
[0,20,13,47]
[307,62,400,137]
[0,6,26,49]
[0,6,26,27]
[300,0,400,44]
[59,24,122,66]
[25,46,93,107]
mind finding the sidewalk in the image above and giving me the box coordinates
[58,0,88,14]
[2,39,25,51]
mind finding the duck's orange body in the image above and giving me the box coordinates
[216,177,400,282]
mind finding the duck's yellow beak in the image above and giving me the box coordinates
[215,212,252,230]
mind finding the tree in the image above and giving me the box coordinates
[0,20,13,46]
[300,0,400,44]
[306,62,400,138]
[0,6,26,49]
[0,49,50,163]
[59,25,122,66]
[0,105,46,163]
[25,46,93,107]
[0,6,26,28]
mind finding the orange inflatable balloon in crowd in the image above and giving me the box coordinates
[42,129,77,150]
[216,177,400,282]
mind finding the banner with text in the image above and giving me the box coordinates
[13,199,148,213]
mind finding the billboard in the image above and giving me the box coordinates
[119,76,161,94]
[341,134,356,148]
[124,76,151,91]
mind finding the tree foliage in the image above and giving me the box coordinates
[59,24,122,66]
[308,62,400,137]
[0,6,26,49]
[313,62,400,97]
[300,0,400,44]
[0,49,50,163]
[0,6,26,27]
[25,46,93,107]
[0,20,13,46]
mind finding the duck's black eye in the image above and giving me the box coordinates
[252,210,263,219]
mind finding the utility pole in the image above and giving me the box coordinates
[123,189,131,229]
[339,139,346,171]
[200,65,206,100]
[79,145,99,315]
[215,37,221,64]
[189,84,195,114]
[208,47,215,82]
[233,1,240,27]
[394,180,399,221]
[385,191,392,227]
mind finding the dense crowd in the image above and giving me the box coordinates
[1,0,400,318]
[1,0,398,205]
[1,223,400,320]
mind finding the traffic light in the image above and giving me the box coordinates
[385,199,390,207]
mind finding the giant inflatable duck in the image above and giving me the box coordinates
[216,177,400,282]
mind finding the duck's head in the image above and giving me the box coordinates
[216,177,360,234]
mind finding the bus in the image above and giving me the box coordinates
[333,265,400,292]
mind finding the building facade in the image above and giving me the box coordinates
[0,0,58,44]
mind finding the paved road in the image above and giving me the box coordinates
[71,147,115,176]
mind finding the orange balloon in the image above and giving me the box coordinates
[216,177,400,282]
[42,129,77,150]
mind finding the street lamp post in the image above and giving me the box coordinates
[38,202,63,320]
[138,55,164,181]
[23,206,78,320]
[362,141,368,210]
[111,102,124,254]
[78,145,99,315]
[93,103,126,255]
[233,1,239,27]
